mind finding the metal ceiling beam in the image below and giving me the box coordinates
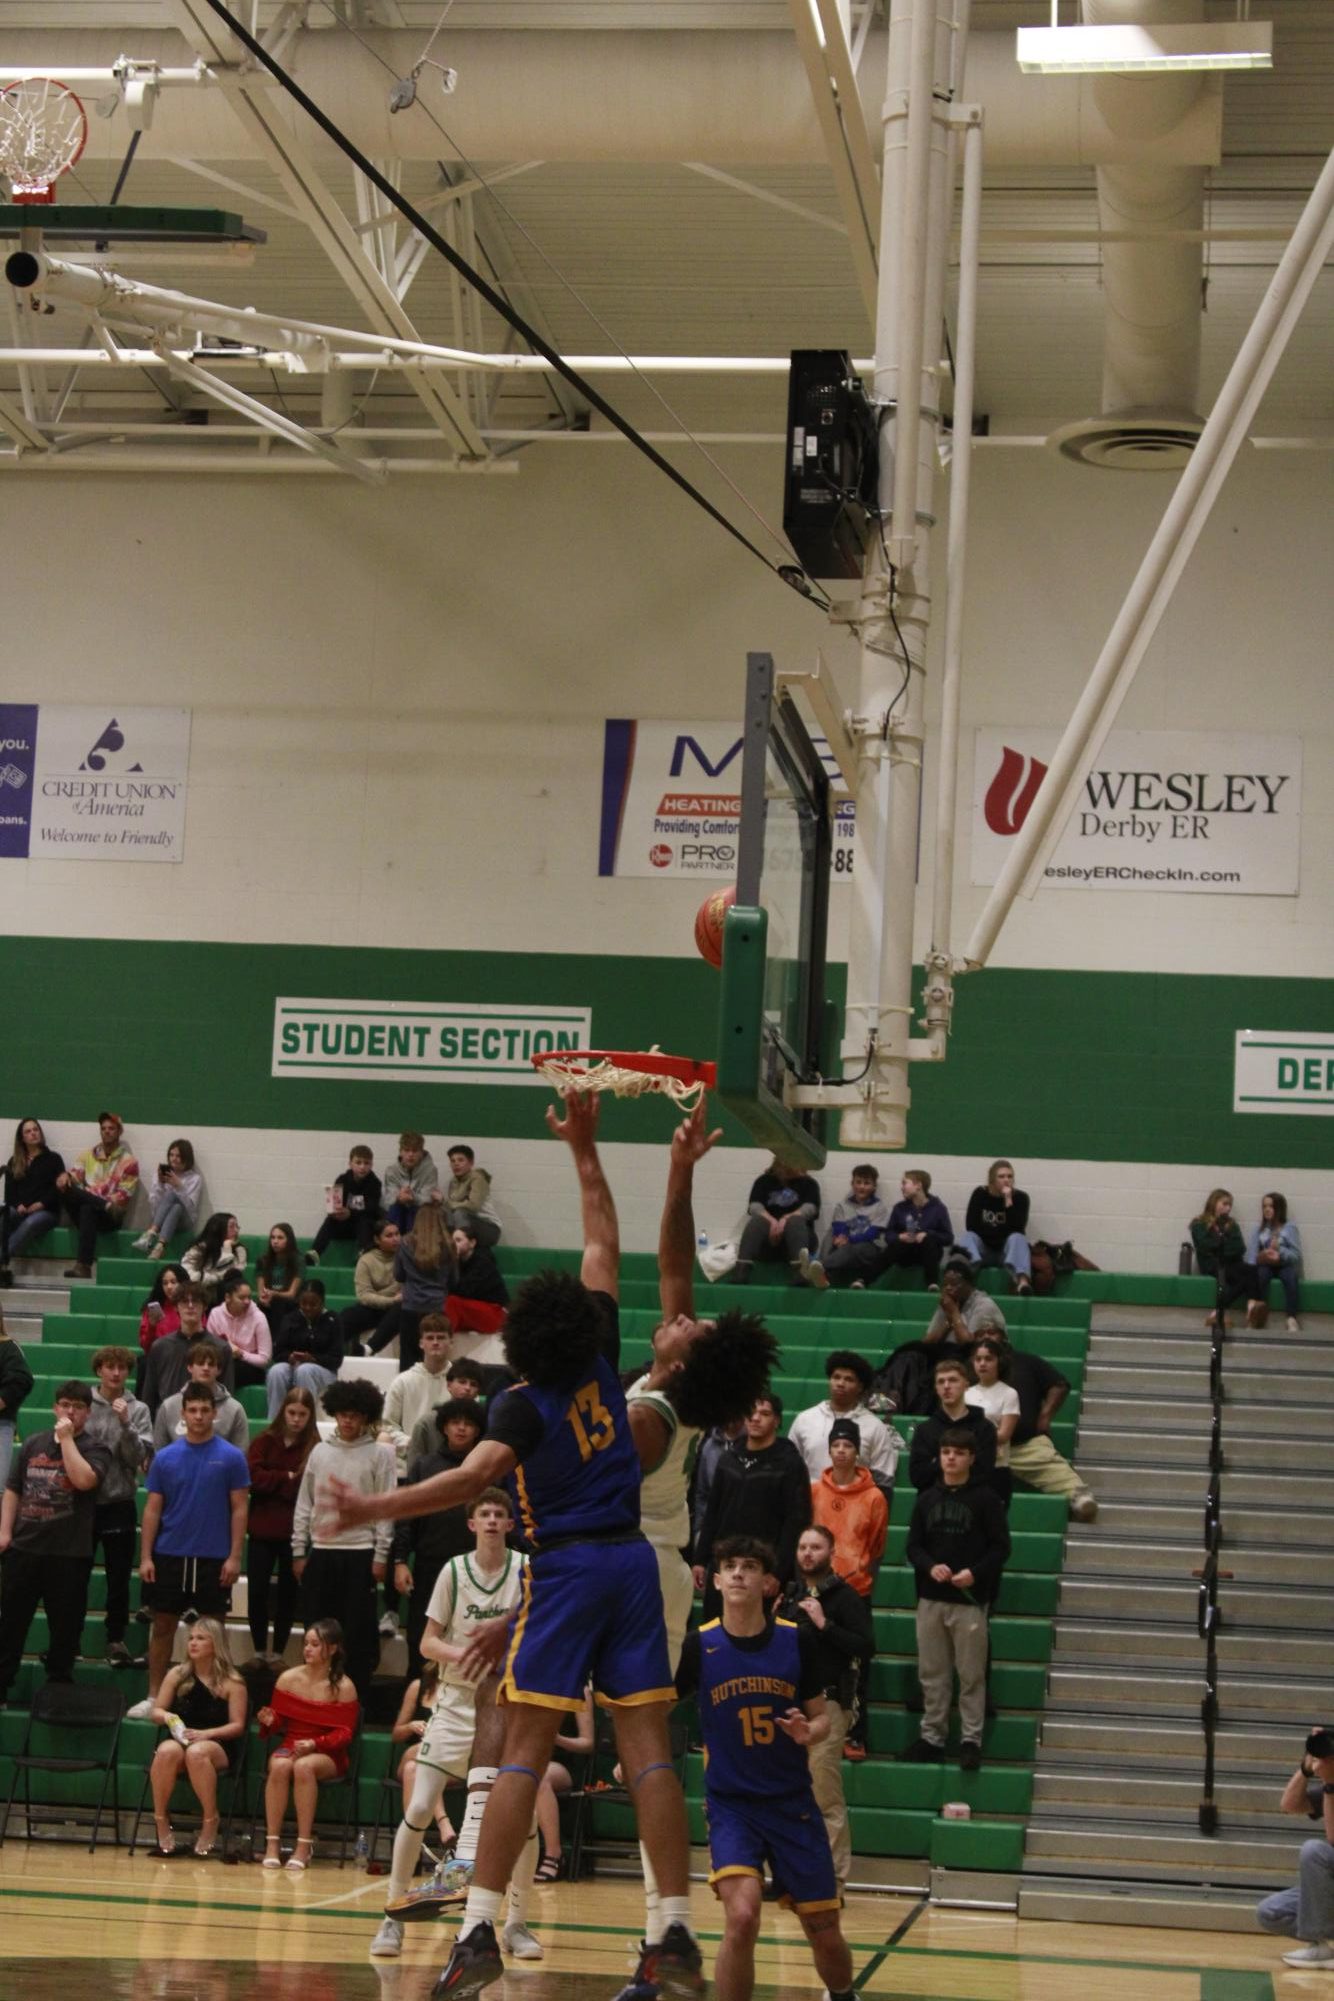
[150,345,386,480]
[162,0,488,458]
[786,0,879,322]
[0,384,47,451]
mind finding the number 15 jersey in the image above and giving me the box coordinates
[676,1616,823,1803]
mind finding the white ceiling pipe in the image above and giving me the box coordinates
[0,29,1221,168]
[1083,0,1207,418]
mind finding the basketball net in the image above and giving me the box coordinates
[0,78,88,204]
[530,1048,715,1110]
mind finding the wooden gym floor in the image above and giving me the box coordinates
[0,1846,1299,2001]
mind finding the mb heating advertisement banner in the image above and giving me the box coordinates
[0,704,191,862]
[971,729,1301,896]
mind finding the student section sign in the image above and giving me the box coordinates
[1235,1031,1334,1117]
[0,703,190,862]
[272,999,593,1086]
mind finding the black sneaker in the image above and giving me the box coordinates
[608,1947,661,2001]
[899,1737,945,1764]
[432,1920,503,1997]
[959,1740,983,1771]
[637,1922,704,1998]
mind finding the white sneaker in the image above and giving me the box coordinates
[1287,1316,1302,1333]
[131,1232,155,1253]
[370,1916,404,1958]
[502,1921,544,1961]
[1069,1489,1098,1523]
[1283,1941,1334,1967]
[126,1696,156,1720]
[378,1611,400,1638]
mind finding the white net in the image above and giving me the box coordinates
[0,78,87,200]
[532,1048,712,1109]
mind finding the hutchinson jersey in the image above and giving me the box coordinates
[627,1374,700,1551]
[424,1549,527,1688]
[678,1616,823,1803]
[489,1351,641,1552]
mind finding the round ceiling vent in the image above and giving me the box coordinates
[1048,412,1205,472]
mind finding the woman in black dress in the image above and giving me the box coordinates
[146,1615,248,1856]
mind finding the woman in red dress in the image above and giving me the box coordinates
[256,1617,360,1871]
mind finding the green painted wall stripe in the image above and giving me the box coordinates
[3,935,1332,1168]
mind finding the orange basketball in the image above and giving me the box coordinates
[694,885,736,969]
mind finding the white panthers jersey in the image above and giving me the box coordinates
[424,1548,527,1688]
[628,1374,700,1552]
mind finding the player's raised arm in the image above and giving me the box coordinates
[545,1089,620,1301]
[322,1436,517,1534]
[659,1099,723,1323]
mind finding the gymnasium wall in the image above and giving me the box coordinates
[2,441,1331,1270]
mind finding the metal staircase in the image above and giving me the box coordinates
[1020,1303,1332,1930]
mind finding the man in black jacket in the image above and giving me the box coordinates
[908,1357,999,1495]
[903,1427,1010,1771]
[781,1523,876,1890]
[692,1392,811,1616]
[392,1397,486,1659]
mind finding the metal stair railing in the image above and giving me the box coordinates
[1196,1265,1231,1836]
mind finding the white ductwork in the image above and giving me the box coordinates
[0,29,1221,168]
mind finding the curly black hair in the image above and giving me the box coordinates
[323,1376,385,1423]
[503,1269,609,1388]
[824,1349,873,1390]
[668,1310,779,1433]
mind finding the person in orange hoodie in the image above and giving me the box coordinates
[810,1417,888,1761]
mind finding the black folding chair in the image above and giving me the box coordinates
[250,1732,363,1867]
[127,1724,252,1855]
[566,1710,689,1881]
[368,1753,465,1867]
[1,1683,125,1852]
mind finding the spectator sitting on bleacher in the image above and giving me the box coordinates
[311,1145,383,1262]
[132,1139,203,1262]
[138,1264,188,1357]
[1256,1739,1334,1969]
[878,1170,955,1294]
[383,1130,439,1234]
[733,1157,821,1285]
[997,1334,1098,1522]
[902,1425,1010,1770]
[872,1258,1006,1417]
[140,1285,235,1414]
[154,1342,251,1452]
[787,1350,899,1488]
[448,1225,509,1335]
[132,1381,249,1718]
[266,1279,343,1419]
[0,1379,111,1706]
[1,1117,65,1281]
[255,1224,305,1338]
[369,1206,454,1374]
[0,1304,34,1489]
[59,1112,140,1281]
[382,1315,454,1477]
[908,1357,1000,1496]
[145,1615,248,1858]
[85,1344,153,1668]
[207,1271,273,1390]
[1249,1192,1303,1334]
[339,1217,403,1355]
[801,1163,891,1291]
[963,1338,1019,1506]
[1191,1187,1265,1332]
[182,1211,246,1306]
[955,1159,1034,1297]
[393,1395,487,1661]
[445,1143,502,1249]
[246,1387,318,1659]
[403,1358,488,1466]
[293,1379,394,1702]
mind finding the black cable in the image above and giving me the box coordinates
[108,130,141,207]
[199,0,831,612]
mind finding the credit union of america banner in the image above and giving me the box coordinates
[0,704,191,863]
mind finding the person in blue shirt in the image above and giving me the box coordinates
[676,1535,861,2001]
[328,1091,705,2000]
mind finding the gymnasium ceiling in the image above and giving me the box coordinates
[0,1,1329,479]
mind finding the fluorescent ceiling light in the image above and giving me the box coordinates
[1016,22,1273,74]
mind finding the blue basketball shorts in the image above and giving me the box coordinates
[500,1535,674,1711]
[706,1790,840,1914]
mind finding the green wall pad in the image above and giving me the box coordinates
[929,1817,1026,1871]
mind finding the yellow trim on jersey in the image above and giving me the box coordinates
[512,1461,539,1546]
[708,1864,762,1888]
[786,1896,843,1915]
[500,1683,583,1712]
[699,1618,722,1632]
[773,1617,798,1629]
[499,1563,533,1692]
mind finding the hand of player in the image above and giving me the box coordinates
[670,1100,723,1171]
[799,1595,827,1629]
[776,1707,813,1745]
[319,1476,378,1538]
[457,1616,511,1680]
[545,1089,600,1152]
[930,1563,953,1583]
[950,1568,975,1590]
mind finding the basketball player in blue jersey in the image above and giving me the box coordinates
[327,1091,706,2000]
[677,1535,862,2001]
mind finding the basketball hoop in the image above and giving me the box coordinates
[0,78,88,204]
[530,1048,717,1110]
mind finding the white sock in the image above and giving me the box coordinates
[658,1894,691,1936]
[507,1818,539,1926]
[389,1764,448,1901]
[459,1885,503,1939]
[456,1766,497,1866]
[639,1841,662,1944]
